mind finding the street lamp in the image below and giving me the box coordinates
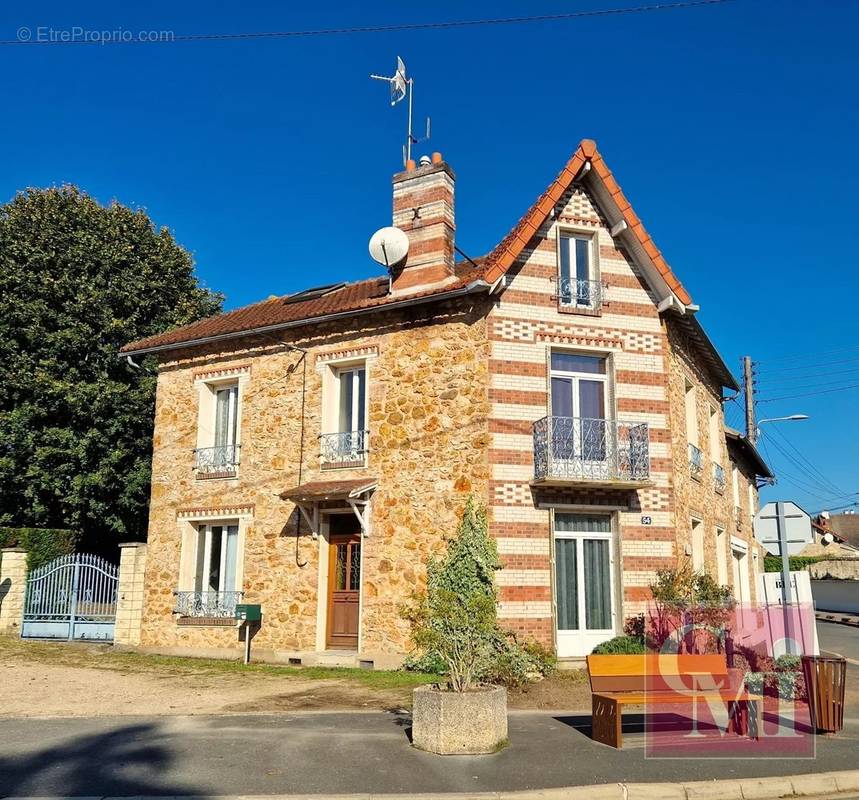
[757,414,809,439]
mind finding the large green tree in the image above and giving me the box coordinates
[0,186,222,549]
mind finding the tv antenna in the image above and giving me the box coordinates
[370,57,430,167]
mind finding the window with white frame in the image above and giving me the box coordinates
[731,461,741,529]
[709,405,726,491]
[684,379,699,446]
[176,522,242,617]
[691,517,704,572]
[195,380,241,475]
[321,363,368,467]
[686,379,702,477]
[549,352,609,464]
[558,232,599,309]
[715,526,728,585]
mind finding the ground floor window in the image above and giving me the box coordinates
[195,523,239,594]
[554,512,615,657]
[175,522,242,618]
[731,537,751,606]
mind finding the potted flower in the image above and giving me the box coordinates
[402,498,509,755]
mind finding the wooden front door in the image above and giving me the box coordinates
[327,533,361,649]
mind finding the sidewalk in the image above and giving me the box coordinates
[1,711,858,797]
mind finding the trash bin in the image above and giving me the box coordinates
[801,656,846,733]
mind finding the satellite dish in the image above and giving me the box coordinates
[368,226,409,270]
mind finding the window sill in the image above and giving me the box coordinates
[195,470,238,481]
[175,615,237,627]
[557,303,602,317]
[690,471,703,484]
[715,485,725,495]
[321,459,368,472]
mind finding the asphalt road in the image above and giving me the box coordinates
[818,619,859,663]
[0,622,856,798]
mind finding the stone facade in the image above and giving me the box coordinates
[138,302,489,663]
[130,147,769,664]
[666,320,763,604]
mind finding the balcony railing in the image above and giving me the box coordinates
[319,430,368,469]
[194,444,240,474]
[174,590,244,618]
[713,462,727,492]
[532,416,650,485]
[689,443,704,479]
[558,278,606,312]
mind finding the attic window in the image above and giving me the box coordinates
[283,283,346,305]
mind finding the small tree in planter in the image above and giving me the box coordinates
[402,497,509,754]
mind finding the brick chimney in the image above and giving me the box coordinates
[390,152,457,296]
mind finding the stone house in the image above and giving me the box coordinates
[121,140,772,666]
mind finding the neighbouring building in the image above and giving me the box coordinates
[826,511,859,550]
[800,513,859,559]
[121,140,772,666]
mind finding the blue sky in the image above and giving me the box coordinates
[2,0,857,514]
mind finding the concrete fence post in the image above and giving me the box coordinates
[114,542,148,647]
[0,547,28,636]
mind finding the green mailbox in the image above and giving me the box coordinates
[235,603,261,623]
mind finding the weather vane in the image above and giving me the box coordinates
[370,57,430,167]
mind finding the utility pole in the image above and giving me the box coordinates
[743,356,757,443]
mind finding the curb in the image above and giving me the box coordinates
[19,770,859,800]
[816,611,859,629]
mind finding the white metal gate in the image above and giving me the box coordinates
[22,553,118,641]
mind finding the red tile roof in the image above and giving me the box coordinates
[482,139,693,306]
[121,264,483,354]
[122,140,693,355]
[281,478,378,502]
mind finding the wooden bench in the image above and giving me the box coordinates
[586,653,762,749]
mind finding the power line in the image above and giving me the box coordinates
[759,343,859,365]
[1,1,737,46]
[811,501,859,515]
[769,424,847,496]
[760,432,848,499]
[757,355,859,375]
[758,369,859,391]
[758,382,859,403]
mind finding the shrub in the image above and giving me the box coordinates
[592,635,646,655]
[483,637,557,688]
[402,650,448,675]
[401,496,552,691]
[763,555,826,573]
[401,497,503,692]
[0,527,78,570]
[774,654,802,672]
[743,654,806,701]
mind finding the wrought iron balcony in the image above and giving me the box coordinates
[174,590,244,618]
[320,430,368,469]
[532,416,651,487]
[194,444,240,475]
[713,462,727,492]
[558,278,606,312]
[689,443,704,479]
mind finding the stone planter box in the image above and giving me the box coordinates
[412,684,507,755]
